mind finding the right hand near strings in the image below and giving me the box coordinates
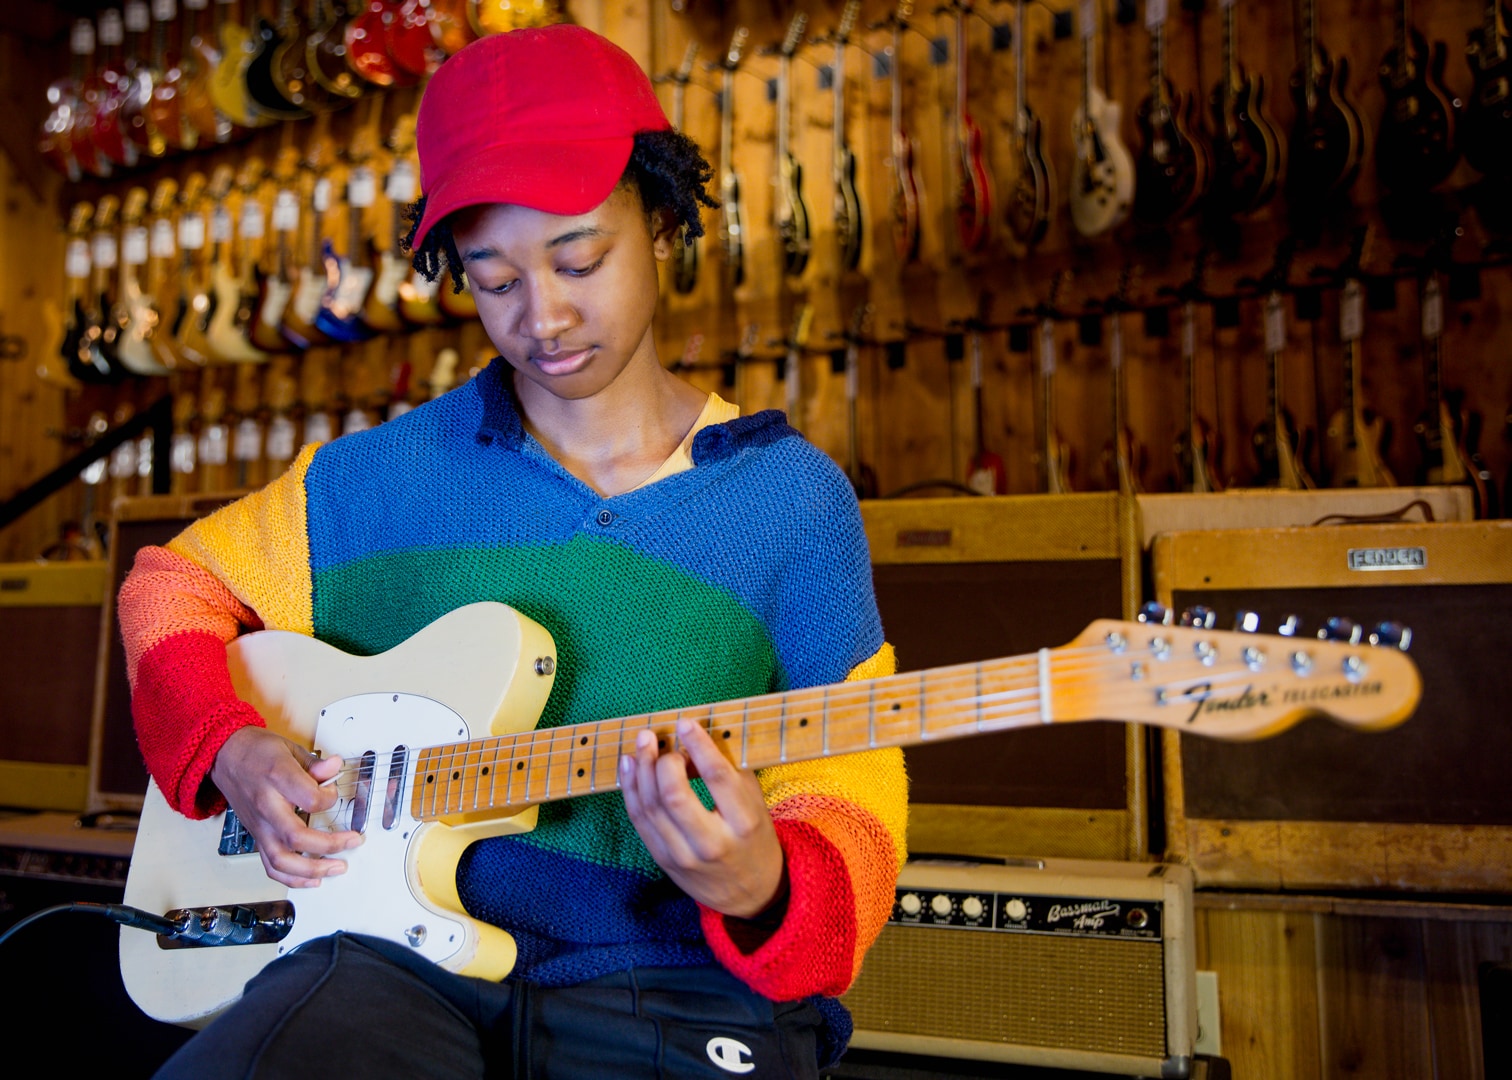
[209,726,363,889]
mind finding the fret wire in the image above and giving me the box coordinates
[975,661,983,732]
[866,678,875,752]
[564,724,578,797]
[918,670,927,740]
[487,739,500,808]
[779,693,788,763]
[523,731,534,804]
[740,697,749,769]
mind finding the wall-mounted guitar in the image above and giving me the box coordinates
[662,42,702,295]
[165,171,212,368]
[205,157,271,363]
[1166,251,1222,493]
[1244,239,1314,490]
[366,110,421,336]
[829,1,864,274]
[1070,0,1134,238]
[60,202,116,384]
[1209,0,1282,219]
[85,193,128,382]
[950,0,993,255]
[243,0,309,121]
[715,26,749,290]
[1005,0,1051,248]
[1286,0,1364,221]
[1134,0,1207,227]
[1463,0,1512,178]
[317,105,384,343]
[1031,272,1073,493]
[1376,0,1461,196]
[773,13,811,278]
[251,147,302,352]
[1102,265,1147,496]
[39,19,105,182]
[1411,264,1489,514]
[1324,230,1394,488]
[965,293,1005,496]
[840,303,877,499]
[883,1,922,263]
[114,183,175,376]
[781,303,815,434]
[119,599,1420,1026]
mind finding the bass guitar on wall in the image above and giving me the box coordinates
[951,0,993,255]
[1286,0,1364,221]
[715,26,749,290]
[884,2,922,264]
[1209,0,1283,219]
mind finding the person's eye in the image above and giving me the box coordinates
[564,256,606,278]
[485,279,517,295]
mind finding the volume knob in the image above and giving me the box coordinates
[899,893,922,915]
[1004,898,1028,921]
[930,894,953,918]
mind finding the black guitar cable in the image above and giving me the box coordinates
[0,901,178,950]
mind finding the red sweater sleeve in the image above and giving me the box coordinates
[118,545,266,817]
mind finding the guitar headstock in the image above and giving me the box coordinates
[1057,607,1420,740]
[94,193,121,232]
[674,41,699,83]
[122,186,149,226]
[780,13,808,59]
[722,26,749,70]
[150,178,179,218]
[180,171,208,211]
[837,0,861,44]
[66,201,94,238]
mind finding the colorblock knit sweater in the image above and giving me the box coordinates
[118,358,908,1007]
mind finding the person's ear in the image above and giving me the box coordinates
[649,208,680,262]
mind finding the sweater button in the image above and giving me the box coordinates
[595,509,615,526]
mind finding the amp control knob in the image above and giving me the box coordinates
[899,893,922,916]
[1004,898,1028,922]
[961,896,984,920]
[930,894,953,917]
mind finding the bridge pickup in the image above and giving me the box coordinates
[217,810,259,856]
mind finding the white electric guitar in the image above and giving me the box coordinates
[121,602,1419,1027]
[1070,0,1136,237]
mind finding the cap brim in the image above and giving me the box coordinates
[411,135,635,252]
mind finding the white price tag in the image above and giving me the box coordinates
[1080,0,1095,39]
[1340,280,1363,343]
[273,189,299,232]
[1264,293,1286,354]
[211,205,233,243]
[124,1,149,34]
[184,0,207,9]
[66,238,91,279]
[110,440,137,479]
[124,225,149,265]
[151,218,176,257]
[331,267,374,316]
[313,177,332,213]
[199,422,229,466]
[240,199,265,239]
[266,415,296,460]
[1040,321,1056,375]
[82,458,107,486]
[1109,316,1123,371]
[385,160,417,203]
[152,0,177,21]
[92,232,118,269]
[1181,303,1196,360]
[1422,278,1443,340]
[179,212,205,249]
[1145,0,1167,29]
[348,167,377,209]
[304,412,333,445]
[71,19,96,56]
[233,417,262,462]
[342,407,372,436]
[98,9,124,46]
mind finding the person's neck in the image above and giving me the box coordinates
[515,352,708,498]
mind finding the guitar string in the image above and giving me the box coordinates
[284,651,1366,830]
[297,639,1356,793]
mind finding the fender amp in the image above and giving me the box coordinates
[842,856,1197,1078]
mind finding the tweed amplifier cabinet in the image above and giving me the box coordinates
[1135,487,1474,549]
[88,494,240,813]
[1154,520,1512,892]
[0,562,109,810]
[862,494,1145,861]
[842,856,1196,1076]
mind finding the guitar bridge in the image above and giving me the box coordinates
[157,901,295,950]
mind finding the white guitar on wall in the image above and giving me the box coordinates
[1070,0,1136,237]
[121,602,1419,1027]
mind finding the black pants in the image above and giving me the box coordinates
[154,933,823,1079]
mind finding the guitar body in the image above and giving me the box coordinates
[1252,412,1314,489]
[776,153,810,277]
[1135,83,1205,226]
[1377,29,1460,193]
[244,13,305,120]
[365,250,410,334]
[1007,111,1052,247]
[347,2,418,89]
[1287,50,1363,210]
[1464,20,1512,176]
[1071,89,1135,238]
[398,269,447,326]
[672,225,700,295]
[1210,71,1282,216]
[956,116,993,253]
[120,603,557,1027]
[1043,435,1074,495]
[211,18,262,128]
[891,130,922,263]
[437,268,478,320]
[205,261,268,363]
[251,269,296,353]
[1327,406,1396,487]
[1176,422,1223,493]
[315,241,376,343]
[834,144,863,273]
[719,171,745,288]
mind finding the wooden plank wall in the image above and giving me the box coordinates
[1197,902,1512,1079]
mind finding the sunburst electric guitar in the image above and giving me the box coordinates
[122,602,1419,1027]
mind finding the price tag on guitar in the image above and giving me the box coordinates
[1145,0,1167,29]
[1421,276,1443,340]
[1264,292,1286,355]
[1340,279,1364,343]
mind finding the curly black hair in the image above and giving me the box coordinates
[402,128,718,292]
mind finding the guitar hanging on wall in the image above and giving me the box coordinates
[951,0,993,255]
[1070,0,1135,239]
[1134,0,1205,227]
[1005,0,1052,249]
[774,13,811,278]
[666,42,702,296]
[1209,0,1283,219]
[1375,0,1461,196]
[886,1,923,264]
[830,1,864,274]
[120,600,1420,1026]
[1286,0,1364,220]
[715,26,749,290]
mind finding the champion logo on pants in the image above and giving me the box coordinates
[706,1035,756,1074]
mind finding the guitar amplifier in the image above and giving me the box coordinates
[842,856,1196,1077]
[863,494,1145,861]
[1153,520,1512,891]
[88,494,240,813]
[0,562,108,810]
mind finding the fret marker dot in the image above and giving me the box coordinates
[426,775,434,784]
[580,736,588,745]
[658,739,667,750]
[516,762,525,771]
[452,771,460,780]
[799,717,808,727]
[891,703,901,711]
[576,768,585,777]
[481,766,489,775]
[722,730,731,739]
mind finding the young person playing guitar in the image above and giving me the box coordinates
[117,25,906,1079]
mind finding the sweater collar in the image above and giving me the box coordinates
[474,356,796,464]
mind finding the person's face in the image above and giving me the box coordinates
[450,186,675,402]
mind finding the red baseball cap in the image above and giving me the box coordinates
[411,24,671,250]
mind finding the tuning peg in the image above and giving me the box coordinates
[1232,610,1261,633]
[1137,602,1173,626]
[1180,606,1217,630]
[1277,615,1302,637]
[1369,621,1413,651]
[1317,616,1363,644]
